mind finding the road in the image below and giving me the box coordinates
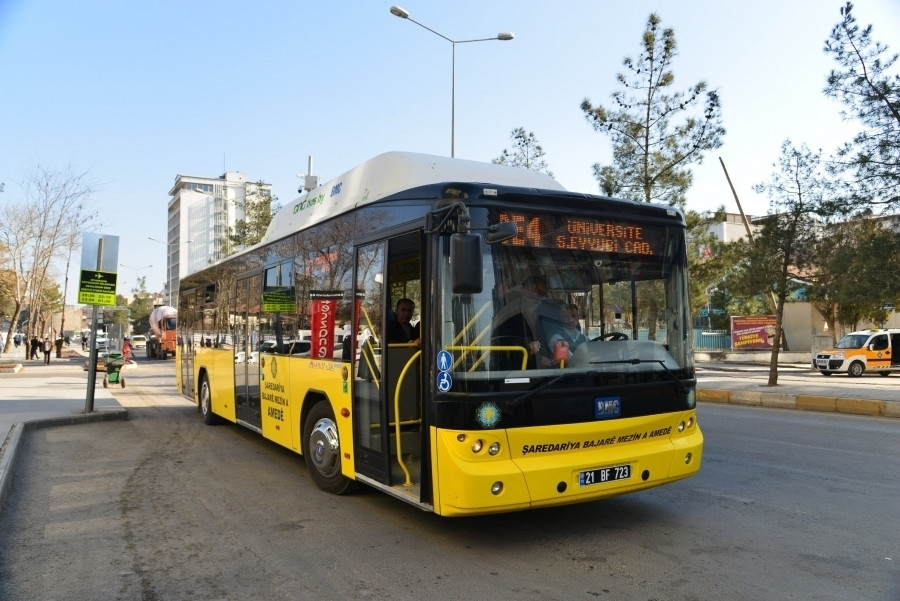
[0,360,898,600]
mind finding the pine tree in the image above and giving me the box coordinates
[581,13,724,206]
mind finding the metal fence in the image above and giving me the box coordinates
[693,329,731,350]
[596,328,732,350]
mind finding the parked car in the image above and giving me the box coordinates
[130,335,147,350]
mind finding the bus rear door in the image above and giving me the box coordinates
[234,274,263,431]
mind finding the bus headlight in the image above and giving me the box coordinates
[488,442,501,456]
[491,481,504,495]
[471,439,483,453]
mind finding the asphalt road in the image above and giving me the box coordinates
[0,360,898,600]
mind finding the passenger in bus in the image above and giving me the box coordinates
[386,298,421,346]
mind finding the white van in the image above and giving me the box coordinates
[813,328,900,377]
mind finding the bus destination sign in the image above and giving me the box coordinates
[497,211,664,256]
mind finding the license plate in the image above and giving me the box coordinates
[578,464,631,487]
[815,359,828,367]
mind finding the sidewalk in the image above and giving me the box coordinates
[0,344,126,434]
[0,343,130,515]
[696,361,900,418]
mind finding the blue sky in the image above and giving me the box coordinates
[1,0,898,301]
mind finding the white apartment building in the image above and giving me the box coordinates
[165,172,272,307]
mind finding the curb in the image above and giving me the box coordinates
[0,408,129,520]
[697,388,898,418]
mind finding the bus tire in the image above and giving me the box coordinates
[304,401,353,495]
[199,376,219,425]
[847,361,865,377]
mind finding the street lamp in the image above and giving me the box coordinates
[119,263,152,291]
[389,5,514,158]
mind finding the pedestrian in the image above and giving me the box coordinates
[64,334,71,347]
[30,336,40,360]
[42,337,52,364]
[81,333,87,351]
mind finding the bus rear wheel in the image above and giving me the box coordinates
[199,376,219,425]
[304,401,353,495]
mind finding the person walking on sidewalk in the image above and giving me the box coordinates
[42,337,52,365]
[30,336,40,360]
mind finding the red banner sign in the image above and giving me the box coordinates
[310,290,342,359]
[730,315,779,350]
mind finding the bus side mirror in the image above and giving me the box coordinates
[484,221,519,244]
[450,233,482,294]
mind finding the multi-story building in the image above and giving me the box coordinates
[164,172,272,307]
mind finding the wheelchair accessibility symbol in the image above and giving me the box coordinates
[436,371,452,393]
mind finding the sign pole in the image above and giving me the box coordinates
[84,238,104,413]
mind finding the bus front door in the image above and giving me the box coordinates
[352,234,424,495]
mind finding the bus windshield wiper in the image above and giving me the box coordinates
[510,370,598,408]
[589,358,687,396]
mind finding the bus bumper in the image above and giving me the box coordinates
[431,412,703,517]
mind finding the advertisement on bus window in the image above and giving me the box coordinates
[730,315,780,350]
[310,290,342,358]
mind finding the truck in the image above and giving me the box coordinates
[147,305,177,359]
[813,328,900,377]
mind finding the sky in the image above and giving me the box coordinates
[1,0,898,303]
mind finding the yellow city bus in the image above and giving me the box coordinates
[175,151,702,516]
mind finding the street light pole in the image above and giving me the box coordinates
[119,263,152,292]
[389,5,513,158]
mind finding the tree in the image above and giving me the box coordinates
[226,182,279,254]
[492,127,554,177]
[581,13,725,206]
[0,165,96,352]
[824,2,900,210]
[127,276,155,336]
[725,142,828,385]
[807,217,900,340]
[684,207,743,328]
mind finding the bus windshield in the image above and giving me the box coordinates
[439,208,692,396]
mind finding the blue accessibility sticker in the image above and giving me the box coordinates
[436,371,452,393]
[437,350,453,372]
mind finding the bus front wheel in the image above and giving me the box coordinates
[304,401,353,495]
